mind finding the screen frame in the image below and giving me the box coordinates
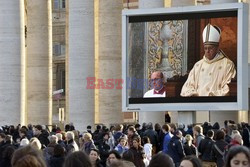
[122,2,248,112]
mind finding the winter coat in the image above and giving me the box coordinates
[129,146,145,167]
[212,140,228,167]
[167,136,185,163]
[198,137,215,161]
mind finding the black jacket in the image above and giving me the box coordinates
[49,156,65,167]
[198,137,215,161]
[212,140,228,167]
[183,143,197,157]
[37,131,49,148]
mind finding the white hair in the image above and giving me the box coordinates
[66,131,75,140]
[20,138,30,146]
[56,133,63,140]
[49,135,58,143]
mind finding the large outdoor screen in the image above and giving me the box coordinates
[122,3,248,111]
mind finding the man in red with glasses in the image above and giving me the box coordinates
[144,71,166,98]
[181,24,236,97]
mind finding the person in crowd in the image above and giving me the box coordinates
[44,135,58,164]
[87,125,93,135]
[81,132,96,155]
[135,124,143,137]
[180,155,202,167]
[198,130,216,167]
[225,133,243,154]
[30,137,42,150]
[34,125,49,148]
[127,126,139,148]
[65,131,79,154]
[231,130,241,139]
[181,24,236,97]
[241,123,250,148]
[224,145,250,167]
[18,127,28,143]
[113,124,124,146]
[162,124,173,154]
[50,125,58,136]
[0,134,16,163]
[108,128,116,151]
[140,123,147,137]
[178,124,186,137]
[221,128,232,144]
[93,125,102,143]
[143,136,152,163]
[108,160,126,167]
[212,122,220,135]
[98,132,111,167]
[183,134,197,157]
[27,124,34,140]
[56,133,66,148]
[114,137,128,155]
[106,150,122,167]
[49,144,65,167]
[193,125,204,148]
[0,146,15,167]
[186,125,193,136]
[154,123,164,152]
[143,122,158,155]
[0,133,7,162]
[129,136,145,167]
[89,148,103,167]
[230,134,243,146]
[167,130,185,167]
[148,153,174,167]
[19,138,29,147]
[12,125,21,143]
[168,123,177,135]
[63,151,92,167]
[122,150,136,167]
[144,71,166,98]
[72,129,80,148]
[212,130,228,167]
[11,145,47,167]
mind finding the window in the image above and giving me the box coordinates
[56,64,65,95]
[61,0,65,9]
[53,0,65,10]
[53,43,65,56]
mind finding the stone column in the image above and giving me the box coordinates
[26,0,52,125]
[0,1,25,125]
[238,111,248,123]
[138,0,166,126]
[67,0,95,131]
[97,0,123,125]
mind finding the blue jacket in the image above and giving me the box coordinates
[162,132,172,153]
[167,136,185,163]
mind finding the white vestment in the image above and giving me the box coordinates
[143,89,166,98]
[180,51,236,96]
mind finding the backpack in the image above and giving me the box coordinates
[214,143,229,161]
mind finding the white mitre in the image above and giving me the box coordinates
[202,24,221,45]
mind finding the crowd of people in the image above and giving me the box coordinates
[0,120,249,167]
